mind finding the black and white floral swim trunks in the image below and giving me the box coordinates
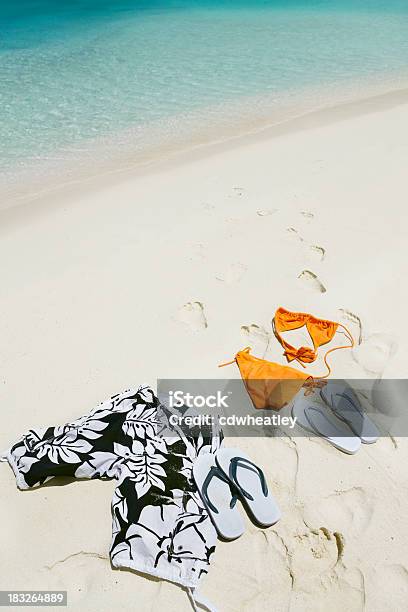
[2,385,222,607]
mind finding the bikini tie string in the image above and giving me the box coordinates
[218,346,251,368]
[303,377,327,396]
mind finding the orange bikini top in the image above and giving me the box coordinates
[273,307,354,375]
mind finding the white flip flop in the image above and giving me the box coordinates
[215,448,281,527]
[193,452,245,540]
[320,381,380,444]
[291,393,361,455]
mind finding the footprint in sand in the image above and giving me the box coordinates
[201,202,215,212]
[226,186,245,200]
[352,333,397,375]
[286,225,325,262]
[339,308,363,344]
[286,227,304,242]
[178,302,208,331]
[309,245,326,261]
[232,186,244,197]
[241,324,271,355]
[289,527,343,594]
[256,209,278,217]
[304,487,373,539]
[292,528,341,568]
[216,262,247,284]
[300,210,315,222]
[298,270,326,293]
[286,526,365,609]
[189,243,206,263]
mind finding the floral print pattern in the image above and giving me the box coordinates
[6,385,222,588]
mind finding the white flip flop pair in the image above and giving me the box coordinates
[193,448,281,540]
[292,380,380,454]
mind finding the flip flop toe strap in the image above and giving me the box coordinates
[330,391,364,423]
[228,457,268,501]
[201,465,239,514]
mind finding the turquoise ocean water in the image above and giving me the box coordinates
[1,1,408,189]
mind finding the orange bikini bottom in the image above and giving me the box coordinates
[220,307,354,410]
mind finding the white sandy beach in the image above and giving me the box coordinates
[1,92,408,611]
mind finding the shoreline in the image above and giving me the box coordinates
[2,78,408,217]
